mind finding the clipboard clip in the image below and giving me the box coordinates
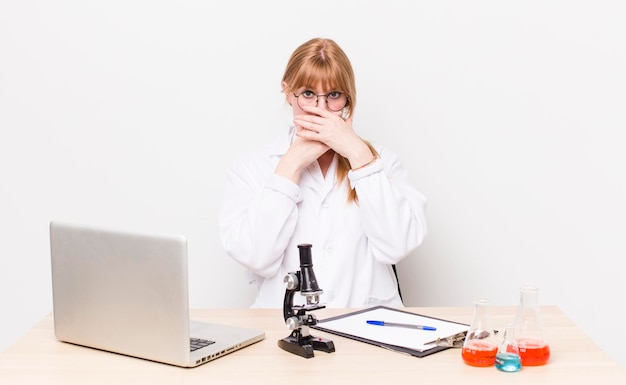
[424,331,468,348]
[425,329,499,348]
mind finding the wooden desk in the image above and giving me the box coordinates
[1,306,625,384]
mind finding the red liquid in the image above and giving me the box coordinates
[462,341,498,367]
[517,339,551,366]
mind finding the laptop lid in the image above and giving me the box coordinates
[49,221,264,367]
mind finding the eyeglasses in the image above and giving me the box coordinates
[293,91,348,112]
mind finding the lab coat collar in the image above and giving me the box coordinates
[266,125,295,156]
[300,151,338,191]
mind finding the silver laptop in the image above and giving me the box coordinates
[49,221,265,367]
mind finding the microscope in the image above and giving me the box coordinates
[277,244,335,358]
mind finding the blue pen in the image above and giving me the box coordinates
[366,320,437,331]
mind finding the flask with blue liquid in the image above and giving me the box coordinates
[495,324,522,372]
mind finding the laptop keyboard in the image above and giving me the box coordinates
[190,337,215,352]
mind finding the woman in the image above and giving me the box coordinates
[219,38,427,308]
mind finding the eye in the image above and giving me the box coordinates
[300,90,316,99]
[328,91,342,100]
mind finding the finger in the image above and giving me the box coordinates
[300,105,335,118]
[294,115,325,126]
[295,128,320,141]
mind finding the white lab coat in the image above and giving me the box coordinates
[219,126,427,308]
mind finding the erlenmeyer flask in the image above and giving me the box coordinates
[514,286,550,366]
[462,299,498,367]
[495,324,522,372]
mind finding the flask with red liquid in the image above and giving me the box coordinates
[462,299,498,367]
[514,286,551,366]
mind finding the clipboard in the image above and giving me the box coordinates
[312,305,469,357]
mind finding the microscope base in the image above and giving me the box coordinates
[278,331,335,359]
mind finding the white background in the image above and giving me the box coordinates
[1,1,625,369]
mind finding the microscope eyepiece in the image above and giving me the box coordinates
[297,244,322,297]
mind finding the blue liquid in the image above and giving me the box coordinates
[495,353,522,372]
